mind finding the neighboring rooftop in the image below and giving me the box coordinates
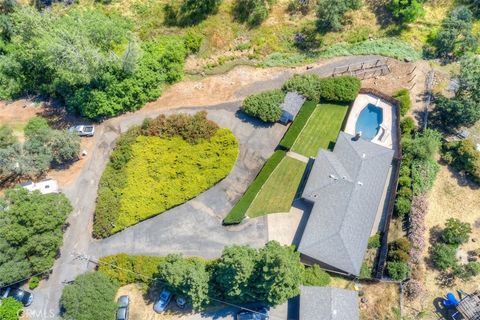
[280,92,306,124]
[300,286,359,320]
[299,132,394,275]
[21,179,59,195]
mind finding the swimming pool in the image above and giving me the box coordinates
[355,103,383,141]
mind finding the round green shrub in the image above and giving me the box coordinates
[395,196,412,217]
[431,243,458,271]
[318,76,361,103]
[242,89,285,123]
[442,218,472,246]
[397,186,413,199]
[394,89,412,116]
[302,265,331,286]
[398,175,412,188]
[29,276,40,290]
[388,249,410,263]
[387,261,410,281]
[400,116,415,136]
[399,162,411,177]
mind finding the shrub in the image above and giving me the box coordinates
[393,89,412,116]
[443,139,480,183]
[242,89,285,123]
[0,297,23,320]
[368,234,381,249]
[24,117,50,139]
[163,0,222,26]
[98,254,164,285]
[233,0,276,26]
[412,158,440,195]
[0,125,17,149]
[388,249,410,263]
[141,111,218,143]
[61,272,119,320]
[464,261,480,277]
[282,74,323,102]
[400,116,415,137]
[29,276,40,290]
[404,279,424,300]
[302,265,331,286]
[398,175,412,188]
[403,129,442,161]
[279,100,316,149]
[431,243,458,271]
[387,261,410,281]
[399,162,411,177]
[388,0,424,23]
[184,30,203,53]
[359,262,373,279]
[316,0,362,32]
[442,218,472,246]
[397,187,413,200]
[223,150,286,224]
[395,196,412,217]
[318,76,361,103]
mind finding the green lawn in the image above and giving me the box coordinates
[246,156,306,218]
[291,103,348,157]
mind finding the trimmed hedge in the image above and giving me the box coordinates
[242,89,285,122]
[278,100,317,149]
[282,74,360,103]
[98,254,165,285]
[223,150,286,224]
[393,89,412,116]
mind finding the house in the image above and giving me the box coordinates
[279,92,306,124]
[298,132,394,276]
[21,179,59,194]
[300,286,359,320]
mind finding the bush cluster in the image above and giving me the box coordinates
[393,89,412,116]
[443,139,480,184]
[223,150,286,224]
[94,113,238,238]
[241,89,285,123]
[0,297,23,320]
[163,0,222,26]
[28,276,40,290]
[385,238,412,281]
[302,265,331,286]
[98,254,164,285]
[282,74,360,103]
[233,0,276,27]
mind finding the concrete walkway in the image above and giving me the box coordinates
[287,151,310,163]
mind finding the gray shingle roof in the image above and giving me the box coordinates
[299,132,394,275]
[300,286,359,320]
[280,92,306,121]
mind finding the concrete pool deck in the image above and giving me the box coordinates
[345,93,397,150]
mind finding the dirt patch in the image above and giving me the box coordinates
[116,284,192,320]
[404,164,480,318]
[359,282,401,320]
[0,100,44,141]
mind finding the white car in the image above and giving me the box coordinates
[68,125,95,137]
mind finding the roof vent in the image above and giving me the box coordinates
[357,181,363,186]
[362,153,366,159]
[329,174,338,180]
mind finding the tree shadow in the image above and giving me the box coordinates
[429,225,443,245]
[234,110,276,129]
[445,164,480,191]
[432,297,460,320]
[364,0,395,29]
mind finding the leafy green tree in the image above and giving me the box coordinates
[431,243,458,271]
[0,188,71,284]
[0,297,22,320]
[212,245,257,302]
[49,130,80,164]
[434,6,478,59]
[442,218,472,246]
[388,0,424,23]
[156,255,209,310]
[282,74,323,102]
[0,125,16,148]
[24,117,50,140]
[443,139,480,183]
[252,241,303,305]
[60,272,119,320]
[316,0,362,32]
[233,0,275,27]
[457,55,480,105]
[242,90,285,122]
[402,129,442,161]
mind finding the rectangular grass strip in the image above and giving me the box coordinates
[223,150,286,225]
[279,100,317,149]
[291,103,348,157]
[246,157,307,218]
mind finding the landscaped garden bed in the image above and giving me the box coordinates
[94,112,238,238]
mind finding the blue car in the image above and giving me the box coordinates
[153,290,172,313]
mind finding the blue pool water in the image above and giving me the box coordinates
[355,103,383,140]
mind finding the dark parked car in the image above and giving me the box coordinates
[116,295,129,320]
[176,296,186,309]
[153,290,171,313]
[236,307,269,320]
[0,287,34,307]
